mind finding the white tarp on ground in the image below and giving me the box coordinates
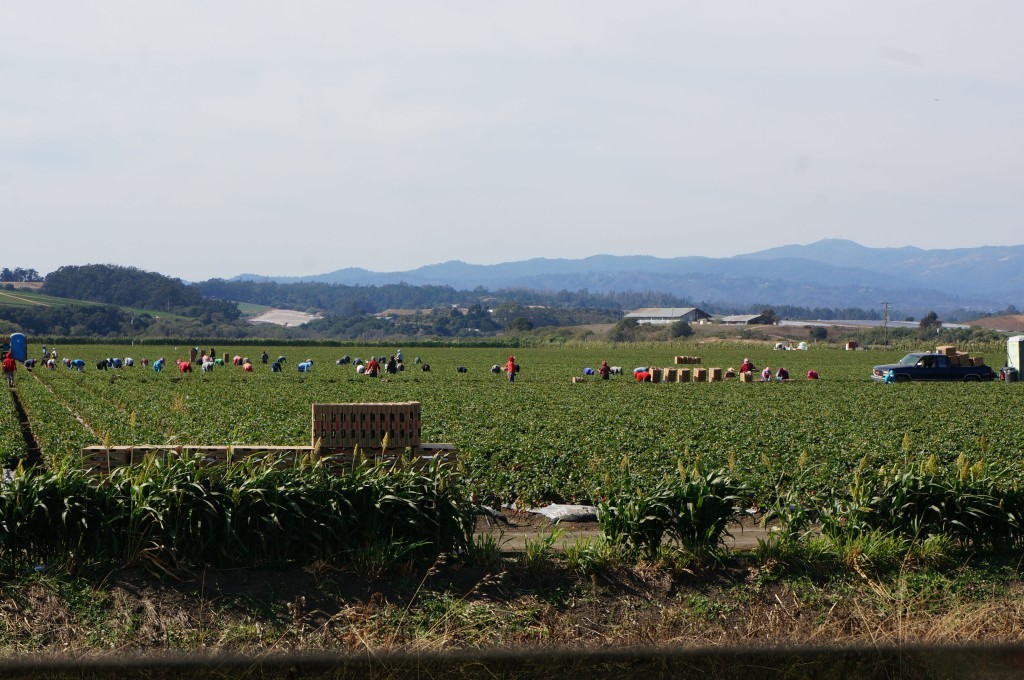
[528,504,599,523]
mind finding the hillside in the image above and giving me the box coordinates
[232,239,1022,316]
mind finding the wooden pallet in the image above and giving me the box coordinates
[81,443,457,475]
[81,402,456,475]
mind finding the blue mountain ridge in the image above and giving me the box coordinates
[232,239,1023,315]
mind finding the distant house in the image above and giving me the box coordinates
[721,314,773,325]
[624,307,711,325]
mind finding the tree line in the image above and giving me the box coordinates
[45,265,240,321]
[1,267,43,283]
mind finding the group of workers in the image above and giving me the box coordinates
[626,358,819,383]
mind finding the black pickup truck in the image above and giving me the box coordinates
[871,353,996,382]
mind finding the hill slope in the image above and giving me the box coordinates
[234,240,1021,315]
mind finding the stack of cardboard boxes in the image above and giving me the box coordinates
[936,345,985,367]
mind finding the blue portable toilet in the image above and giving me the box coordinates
[9,333,26,362]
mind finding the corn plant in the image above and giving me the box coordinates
[597,457,747,557]
[0,454,474,575]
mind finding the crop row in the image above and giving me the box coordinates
[0,388,26,467]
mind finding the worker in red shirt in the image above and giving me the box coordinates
[2,352,16,387]
[505,355,518,383]
[364,357,380,377]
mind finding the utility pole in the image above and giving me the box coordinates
[881,301,891,347]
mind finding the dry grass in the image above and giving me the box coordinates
[1,557,1023,657]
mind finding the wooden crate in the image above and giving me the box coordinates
[740,371,753,382]
[664,368,677,381]
[693,368,708,382]
[677,368,691,382]
[708,368,723,382]
[312,402,421,451]
[650,368,662,383]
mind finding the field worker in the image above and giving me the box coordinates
[740,358,755,374]
[356,364,365,374]
[884,369,896,384]
[364,357,380,377]
[243,362,253,372]
[46,358,55,370]
[505,355,518,382]
[41,346,48,361]
[599,361,611,380]
[70,359,85,371]
[261,351,269,364]
[153,357,165,373]
[386,356,398,374]
[178,360,192,373]
[775,367,789,381]
[635,369,651,382]
[807,369,819,380]
[2,352,16,387]
[761,366,771,382]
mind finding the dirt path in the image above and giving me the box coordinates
[478,511,774,552]
[0,290,48,306]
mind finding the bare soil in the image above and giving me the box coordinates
[248,309,322,327]
[477,510,770,552]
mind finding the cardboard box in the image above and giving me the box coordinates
[650,368,662,383]
[664,368,677,381]
[678,368,691,382]
[937,345,957,356]
[693,368,708,382]
[708,367,723,382]
[740,371,752,382]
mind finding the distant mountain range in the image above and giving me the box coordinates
[233,239,1024,316]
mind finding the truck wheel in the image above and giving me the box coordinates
[894,374,910,383]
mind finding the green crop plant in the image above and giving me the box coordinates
[597,456,747,558]
[0,453,473,575]
[819,457,1019,550]
[13,342,1024,529]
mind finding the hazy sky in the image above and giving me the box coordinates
[2,2,1022,281]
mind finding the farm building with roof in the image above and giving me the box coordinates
[720,314,773,325]
[624,307,711,325]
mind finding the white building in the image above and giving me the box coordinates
[624,307,711,325]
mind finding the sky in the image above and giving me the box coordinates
[2,2,1023,281]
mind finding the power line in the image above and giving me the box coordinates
[880,301,891,347]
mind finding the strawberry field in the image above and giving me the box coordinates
[9,341,1023,504]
